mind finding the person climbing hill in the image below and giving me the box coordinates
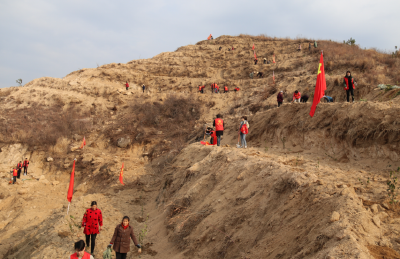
[17,161,22,179]
[199,85,204,93]
[277,91,284,107]
[344,71,356,102]
[12,167,17,184]
[263,58,267,64]
[213,114,224,146]
[215,84,219,93]
[224,86,228,93]
[234,87,240,92]
[79,201,103,255]
[109,216,141,259]
[254,58,258,65]
[70,240,94,259]
[239,116,249,148]
[142,84,146,93]
[125,81,129,91]
[23,158,29,175]
[257,72,263,78]
[292,90,301,103]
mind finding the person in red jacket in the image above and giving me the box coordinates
[199,85,204,94]
[239,116,249,148]
[125,81,129,91]
[234,87,240,92]
[79,201,103,255]
[215,84,220,93]
[17,161,23,179]
[23,158,29,175]
[213,114,224,146]
[70,240,94,259]
[224,86,228,93]
[343,71,357,102]
[12,167,18,184]
[292,90,301,103]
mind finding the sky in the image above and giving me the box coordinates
[0,0,399,88]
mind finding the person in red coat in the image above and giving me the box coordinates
[79,201,103,255]
[17,161,23,179]
[70,240,94,259]
[125,81,129,91]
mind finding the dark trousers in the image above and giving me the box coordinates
[116,252,127,259]
[13,176,17,184]
[346,88,354,102]
[86,234,97,254]
[126,87,129,90]
[142,89,145,93]
[17,169,21,178]
[23,166,28,175]
[278,102,282,107]
[217,135,221,146]
[224,90,228,93]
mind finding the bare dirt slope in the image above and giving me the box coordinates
[0,35,400,259]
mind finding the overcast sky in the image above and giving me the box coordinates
[0,0,399,88]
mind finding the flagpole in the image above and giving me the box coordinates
[67,202,71,215]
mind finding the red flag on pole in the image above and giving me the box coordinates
[80,136,86,149]
[254,51,257,59]
[310,52,327,117]
[273,54,276,63]
[67,159,76,203]
[252,43,255,50]
[119,163,125,185]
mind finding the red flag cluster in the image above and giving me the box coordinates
[310,52,326,117]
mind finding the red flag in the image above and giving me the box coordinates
[273,54,276,63]
[80,136,86,149]
[273,71,275,84]
[207,34,212,40]
[254,51,257,59]
[252,43,255,50]
[119,163,125,185]
[67,159,76,202]
[310,52,327,117]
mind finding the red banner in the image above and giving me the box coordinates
[67,159,76,202]
[119,163,125,185]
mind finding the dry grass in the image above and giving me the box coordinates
[0,104,92,148]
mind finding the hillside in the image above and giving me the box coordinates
[0,35,400,259]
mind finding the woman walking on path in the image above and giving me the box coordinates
[79,201,103,255]
[239,116,249,148]
[69,240,94,259]
[109,216,141,259]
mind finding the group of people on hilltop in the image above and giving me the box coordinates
[203,114,249,148]
[199,83,240,94]
[124,81,147,93]
[70,201,141,259]
[10,158,29,184]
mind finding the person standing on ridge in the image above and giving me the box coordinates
[23,158,29,175]
[70,240,94,259]
[314,41,318,48]
[17,161,22,179]
[109,216,141,259]
[277,91,284,107]
[125,81,129,91]
[79,201,103,255]
[292,90,301,103]
[343,71,356,102]
[239,116,249,148]
[213,114,224,147]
